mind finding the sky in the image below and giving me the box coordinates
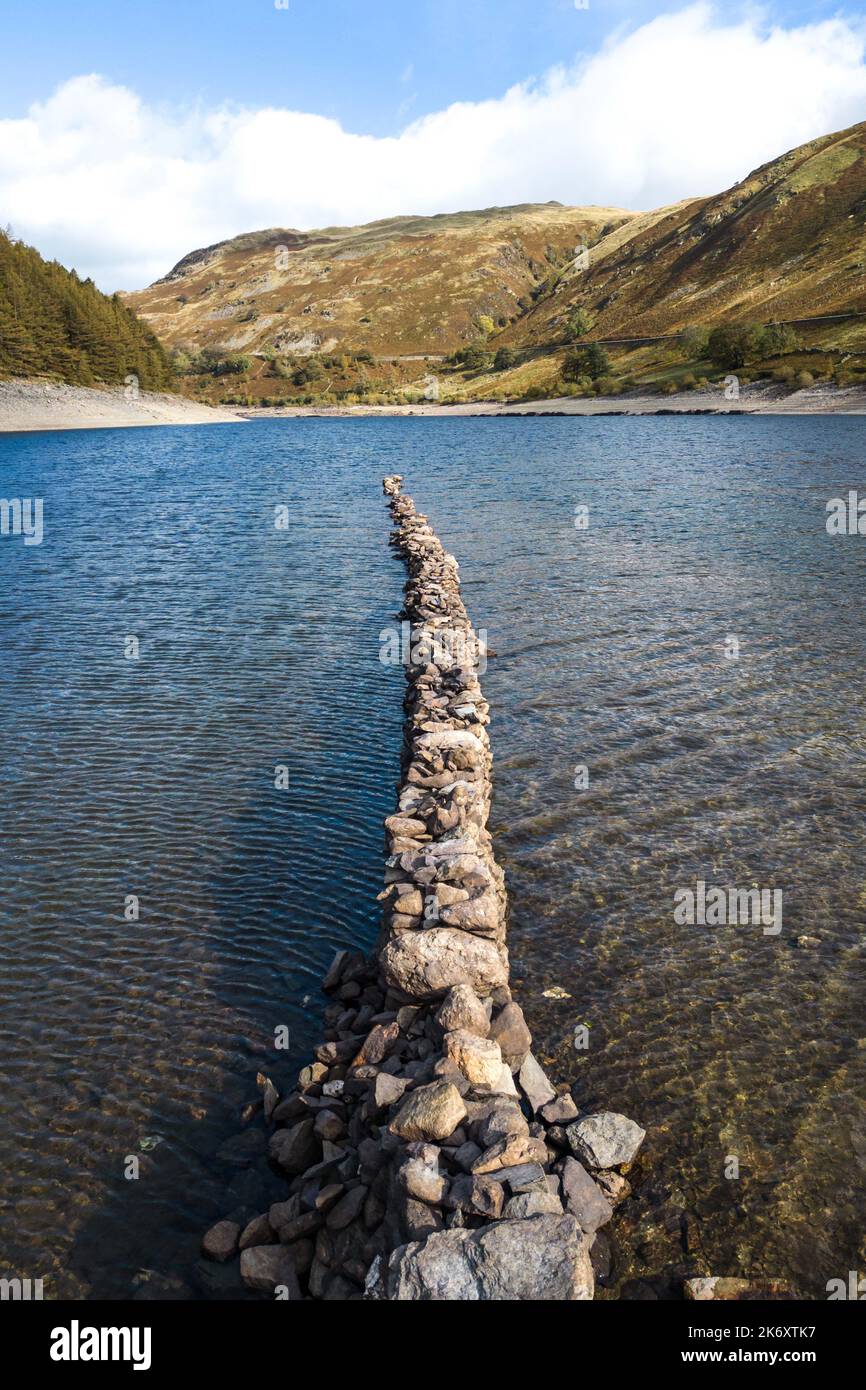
[0,0,864,290]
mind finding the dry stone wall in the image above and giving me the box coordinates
[201,475,646,1301]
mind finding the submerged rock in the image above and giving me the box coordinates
[385,1216,594,1301]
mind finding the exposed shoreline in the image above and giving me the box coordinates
[0,379,245,433]
[2,377,865,434]
[237,380,866,419]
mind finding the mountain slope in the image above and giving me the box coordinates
[125,204,636,357]
[0,231,173,389]
[507,120,866,350]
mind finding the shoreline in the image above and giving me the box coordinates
[0,379,245,433]
[197,476,646,1301]
[2,378,865,433]
[235,380,866,419]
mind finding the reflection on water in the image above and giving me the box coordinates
[0,416,863,1298]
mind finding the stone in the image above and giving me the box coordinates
[351,1022,400,1068]
[385,815,428,840]
[381,928,508,1000]
[240,1246,302,1298]
[567,1112,646,1170]
[560,1157,613,1234]
[269,1118,319,1175]
[484,1161,546,1192]
[278,1210,323,1244]
[315,1183,345,1213]
[322,949,349,992]
[386,1215,593,1301]
[373,1072,410,1109]
[540,1093,579,1125]
[472,1103,529,1149]
[452,1140,483,1172]
[435,983,490,1037]
[389,1081,467,1142]
[314,1110,346,1142]
[596,1171,631,1207]
[448,1174,504,1219]
[504,1190,563,1218]
[400,1154,447,1205]
[326,1185,369,1231]
[518,1053,556,1113]
[489,1002,532,1067]
[443,1029,503,1087]
[796,935,821,950]
[471,1134,547,1174]
[201,1220,240,1263]
[238,1214,276,1252]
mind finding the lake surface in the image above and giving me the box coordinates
[1,416,864,1299]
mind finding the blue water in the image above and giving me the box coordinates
[1,415,864,1299]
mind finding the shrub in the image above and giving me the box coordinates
[756,322,800,358]
[494,347,518,371]
[679,326,709,360]
[796,370,815,389]
[707,324,758,370]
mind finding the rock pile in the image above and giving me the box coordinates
[201,475,646,1300]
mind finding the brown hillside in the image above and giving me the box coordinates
[125,204,635,358]
[509,121,866,349]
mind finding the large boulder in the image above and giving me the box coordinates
[240,1246,302,1298]
[389,1081,467,1142]
[566,1112,646,1170]
[435,983,489,1037]
[385,1215,593,1301]
[381,928,508,1000]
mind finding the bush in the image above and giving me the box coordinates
[756,322,800,358]
[707,324,758,370]
[796,370,815,389]
[679,326,709,360]
[494,347,518,371]
[681,373,697,389]
[476,315,496,337]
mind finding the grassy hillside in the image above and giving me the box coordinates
[0,230,173,390]
[126,120,866,407]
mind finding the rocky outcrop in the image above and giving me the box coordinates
[200,475,646,1300]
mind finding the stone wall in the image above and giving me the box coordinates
[201,475,645,1300]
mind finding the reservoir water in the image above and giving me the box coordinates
[1,416,863,1298]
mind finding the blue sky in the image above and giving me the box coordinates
[1,0,864,288]
[0,0,853,133]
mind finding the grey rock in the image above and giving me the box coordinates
[435,983,490,1037]
[566,1112,646,1170]
[518,1053,556,1113]
[489,1002,532,1067]
[269,1118,319,1175]
[381,927,508,1000]
[540,1093,579,1125]
[238,1213,276,1251]
[201,1220,240,1263]
[326,1184,369,1231]
[386,1215,593,1301]
[240,1245,302,1297]
[560,1157,613,1233]
[504,1190,563,1218]
[389,1081,467,1142]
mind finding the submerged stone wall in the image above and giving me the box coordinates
[201,475,645,1301]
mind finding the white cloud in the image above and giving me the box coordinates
[1,3,865,291]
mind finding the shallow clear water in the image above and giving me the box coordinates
[1,416,864,1299]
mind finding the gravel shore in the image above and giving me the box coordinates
[0,379,245,433]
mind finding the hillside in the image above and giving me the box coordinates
[506,120,866,352]
[0,231,173,390]
[125,203,635,358]
[125,119,866,407]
